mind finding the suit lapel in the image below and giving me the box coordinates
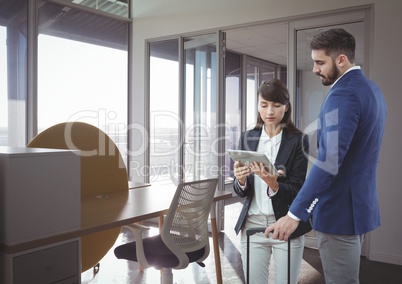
[275,130,294,168]
[246,128,295,168]
[245,128,261,151]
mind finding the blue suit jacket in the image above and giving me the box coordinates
[233,128,312,238]
[290,69,387,235]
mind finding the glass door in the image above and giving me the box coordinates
[245,57,277,129]
[289,9,371,250]
[181,32,226,232]
[181,33,223,183]
[296,22,365,147]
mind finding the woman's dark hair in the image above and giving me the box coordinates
[254,78,300,133]
[308,28,356,63]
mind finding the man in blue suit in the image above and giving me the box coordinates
[266,28,387,283]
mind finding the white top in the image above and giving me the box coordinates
[247,128,282,216]
[331,65,361,89]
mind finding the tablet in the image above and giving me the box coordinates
[228,149,278,175]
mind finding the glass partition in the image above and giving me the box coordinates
[148,39,180,185]
[0,0,28,146]
[183,34,218,182]
[296,22,364,157]
[245,58,277,129]
[224,51,241,181]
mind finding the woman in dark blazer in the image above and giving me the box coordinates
[233,78,311,284]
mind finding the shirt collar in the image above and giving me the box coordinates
[331,65,361,88]
[261,126,282,145]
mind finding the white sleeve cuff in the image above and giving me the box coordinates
[287,211,301,221]
[237,179,247,190]
[268,187,278,197]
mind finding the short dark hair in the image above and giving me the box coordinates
[308,28,356,63]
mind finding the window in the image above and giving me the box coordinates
[0,0,28,146]
[183,35,219,182]
[0,26,9,145]
[37,1,129,164]
[224,51,241,180]
[148,39,179,184]
[0,0,130,159]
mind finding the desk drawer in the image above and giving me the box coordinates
[13,241,79,284]
[55,275,80,284]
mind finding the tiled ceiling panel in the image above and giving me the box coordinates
[225,22,364,71]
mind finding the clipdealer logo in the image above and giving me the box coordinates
[303,108,339,176]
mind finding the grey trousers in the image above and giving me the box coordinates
[316,231,364,284]
[241,215,304,284]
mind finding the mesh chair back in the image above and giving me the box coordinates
[161,178,218,257]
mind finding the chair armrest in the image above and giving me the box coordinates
[125,223,152,269]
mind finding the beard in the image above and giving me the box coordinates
[319,61,340,86]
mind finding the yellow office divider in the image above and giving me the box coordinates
[27,122,128,272]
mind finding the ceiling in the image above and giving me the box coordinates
[71,0,128,17]
[1,0,363,71]
[225,22,289,66]
[225,21,364,71]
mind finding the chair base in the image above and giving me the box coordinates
[161,268,173,284]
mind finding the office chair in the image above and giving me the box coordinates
[114,178,219,284]
[27,122,128,272]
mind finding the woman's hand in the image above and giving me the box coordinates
[249,162,283,191]
[233,161,251,186]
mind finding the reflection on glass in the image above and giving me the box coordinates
[246,64,258,129]
[71,0,129,18]
[149,39,179,185]
[245,60,277,129]
[184,44,218,181]
[0,26,8,146]
[184,43,218,182]
[296,22,364,156]
[225,51,241,181]
[261,67,275,83]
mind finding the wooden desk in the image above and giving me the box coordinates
[3,183,232,284]
[82,184,232,284]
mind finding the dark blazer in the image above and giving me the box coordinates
[289,69,387,235]
[233,127,312,239]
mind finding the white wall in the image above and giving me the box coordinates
[130,0,402,265]
[366,1,402,265]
